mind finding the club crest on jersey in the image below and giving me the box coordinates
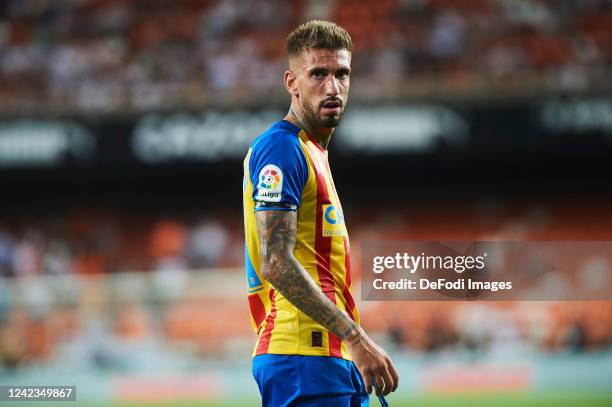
[322,204,347,236]
[256,164,283,202]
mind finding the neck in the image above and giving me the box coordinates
[284,105,333,150]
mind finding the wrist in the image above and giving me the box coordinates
[346,324,365,346]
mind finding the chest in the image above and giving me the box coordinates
[299,142,347,237]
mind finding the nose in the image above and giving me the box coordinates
[325,75,340,97]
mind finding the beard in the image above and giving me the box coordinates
[320,111,342,128]
[303,100,344,128]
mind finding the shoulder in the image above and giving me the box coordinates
[250,121,305,163]
[248,121,308,207]
[251,121,301,150]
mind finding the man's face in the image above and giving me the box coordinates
[289,48,351,128]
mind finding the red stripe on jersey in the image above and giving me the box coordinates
[305,132,326,153]
[328,328,343,358]
[322,147,357,323]
[256,288,276,354]
[248,293,267,334]
[343,237,356,322]
[310,143,342,358]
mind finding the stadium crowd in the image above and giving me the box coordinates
[0,211,241,277]
[1,291,610,371]
[2,200,612,277]
[1,201,611,371]
[1,0,611,113]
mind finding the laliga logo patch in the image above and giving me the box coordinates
[256,164,283,202]
[322,204,347,236]
[260,168,280,190]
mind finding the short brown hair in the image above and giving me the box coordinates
[286,20,353,57]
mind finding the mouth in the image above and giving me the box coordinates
[321,100,342,114]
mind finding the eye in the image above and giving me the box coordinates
[336,70,350,79]
[311,69,327,79]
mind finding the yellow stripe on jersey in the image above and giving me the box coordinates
[243,121,359,360]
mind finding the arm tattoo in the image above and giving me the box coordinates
[256,210,360,341]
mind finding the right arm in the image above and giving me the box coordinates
[256,209,399,396]
[256,209,359,340]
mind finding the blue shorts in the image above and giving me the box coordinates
[252,354,369,407]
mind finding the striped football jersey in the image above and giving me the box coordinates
[243,120,359,360]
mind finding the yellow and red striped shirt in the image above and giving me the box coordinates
[243,120,359,360]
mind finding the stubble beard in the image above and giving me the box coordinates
[321,111,342,128]
[304,101,344,129]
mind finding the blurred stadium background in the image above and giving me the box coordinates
[1,0,612,406]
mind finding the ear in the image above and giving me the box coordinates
[284,70,299,97]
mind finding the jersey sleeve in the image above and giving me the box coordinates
[249,132,308,211]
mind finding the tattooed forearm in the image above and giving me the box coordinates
[256,210,361,341]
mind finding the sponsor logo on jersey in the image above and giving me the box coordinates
[322,204,347,236]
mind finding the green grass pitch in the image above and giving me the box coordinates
[7,392,608,407]
[115,393,612,407]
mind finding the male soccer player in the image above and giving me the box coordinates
[243,20,399,406]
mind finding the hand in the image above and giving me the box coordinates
[347,326,399,396]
